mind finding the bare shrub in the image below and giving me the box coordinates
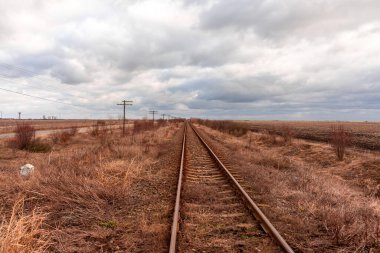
[49,132,60,144]
[8,123,51,152]
[197,119,250,137]
[331,125,351,161]
[141,135,151,153]
[156,119,166,128]
[59,127,78,143]
[27,138,52,153]
[133,120,154,134]
[259,129,278,145]
[68,126,78,136]
[49,131,73,144]
[13,123,36,149]
[91,123,100,136]
[49,129,76,145]
[91,120,108,137]
[246,131,253,148]
[60,132,72,143]
[95,122,111,145]
[280,125,293,144]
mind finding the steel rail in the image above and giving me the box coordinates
[169,122,187,253]
[190,123,294,253]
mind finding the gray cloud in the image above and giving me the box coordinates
[51,59,92,84]
[0,0,380,120]
[199,0,380,39]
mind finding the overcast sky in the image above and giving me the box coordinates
[0,0,380,120]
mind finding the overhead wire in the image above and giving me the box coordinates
[0,87,121,119]
[0,62,89,100]
[0,86,85,108]
[0,62,130,118]
[0,63,42,78]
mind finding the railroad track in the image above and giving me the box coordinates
[169,122,294,253]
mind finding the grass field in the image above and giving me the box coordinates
[243,120,380,150]
[0,121,183,252]
[196,123,380,252]
[2,119,380,252]
[196,119,380,151]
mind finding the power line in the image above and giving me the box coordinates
[0,74,66,95]
[0,63,41,77]
[117,100,133,135]
[0,82,123,116]
[0,64,137,119]
[0,73,89,101]
[149,110,158,122]
[0,87,85,108]
[0,63,89,100]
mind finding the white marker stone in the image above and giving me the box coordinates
[20,164,35,177]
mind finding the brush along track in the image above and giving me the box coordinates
[169,122,293,253]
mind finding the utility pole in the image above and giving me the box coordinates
[117,100,133,136]
[161,114,166,120]
[149,110,158,123]
[18,112,21,120]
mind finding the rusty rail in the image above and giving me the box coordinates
[169,122,294,252]
[190,123,294,253]
[169,122,186,253]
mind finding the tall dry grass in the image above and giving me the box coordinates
[0,197,50,253]
[133,120,154,134]
[196,124,380,252]
[49,127,77,144]
[0,122,182,252]
[195,119,250,137]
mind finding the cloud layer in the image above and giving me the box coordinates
[0,0,380,120]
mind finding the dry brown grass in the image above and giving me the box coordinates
[0,197,51,253]
[195,119,250,137]
[196,124,380,252]
[238,120,380,150]
[0,119,119,135]
[258,129,278,145]
[0,122,183,252]
[50,131,72,144]
[133,120,154,134]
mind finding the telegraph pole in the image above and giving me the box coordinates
[117,100,133,135]
[149,110,158,123]
[161,114,166,120]
[18,112,21,120]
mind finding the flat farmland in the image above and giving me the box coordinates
[239,120,380,150]
[2,119,380,252]
[0,119,120,134]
